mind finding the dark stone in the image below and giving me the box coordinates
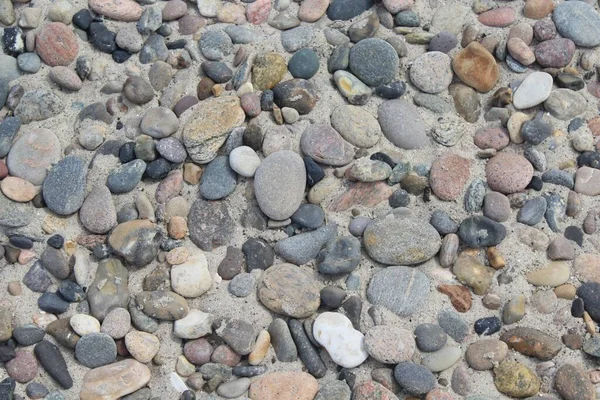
[112,50,132,63]
[517,197,547,226]
[288,48,319,79]
[26,382,49,399]
[119,142,136,163]
[291,204,325,229]
[526,175,543,191]
[180,390,195,400]
[217,246,244,280]
[58,280,86,302]
[0,378,15,400]
[565,225,584,246]
[22,261,52,293]
[38,292,70,314]
[521,116,552,145]
[341,295,361,329]
[578,151,600,169]
[577,282,600,322]
[556,73,584,90]
[144,158,172,180]
[73,9,94,30]
[376,80,407,99]
[76,56,92,80]
[320,286,346,309]
[389,189,410,208]
[394,10,420,27]
[261,90,274,111]
[0,341,16,363]
[3,27,24,56]
[34,340,73,389]
[241,238,274,271]
[541,168,574,189]
[474,316,501,336]
[304,156,325,187]
[89,22,117,54]
[201,61,233,83]
[288,319,326,378]
[316,236,361,275]
[327,0,374,20]
[457,216,506,247]
[232,365,268,377]
[0,116,22,158]
[42,156,87,216]
[430,209,459,235]
[273,79,317,115]
[543,192,565,232]
[9,235,33,249]
[327,45,349,74]
[572,297,585,318]
[568,118,585,133]
[370,152,396,168]
[13,324,45,346]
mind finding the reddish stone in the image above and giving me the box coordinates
[178,15,205,35]
[6,350,37,383]
[0,161,7,180]
[589,116,600,135]
[246,0,271,25]
[438,284,472,313]
[328,182,393,212]
[534,38,575,68]
[429,154,471,201]
[478,8,516,27]
[426,389,456,400]
[485,152,533,194]
[524,0,554,19]
[184,338,213,365]
[352,381,398,400]
[36,23,79,66]
[474,127,510,150]
[211,344,241,367]
[155,170,183,204]
[588,83,600,100]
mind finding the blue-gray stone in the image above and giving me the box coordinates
[139,34,168,64]
[107,159,146,194]
[348,216,371,236]
[156,137,187,163]
[288,48,319,79]
[458,215,506,247]
[291,204,325,229]
[199,156,237,200]
[281,26,315,52]
[553,1,600,47]
[199,30,233,60]
[327,0,373,21]
[430,209,458,235]
[38,292,70,314]
[541,168,574,189]
[228,273,255,297]
[0,116,21,158]
[316,236,361,275]
[394,362,436,395]
[346,272,361,290]
[74,332,117,368]
[13,324,45,346]
[275,223,337,265]
[137,6,162,35]
[464,178,487,213]
[517,197,547,226]
[16,53,41,74]
[438,308,469,342]
[34,340,73,389]
[414,323,447,352]
[544,192,565,232]
[506,54,528,73]
[42,156,87,216]
[22,261,52,293]
[349,38,398,86]
[394,10,420,27]
[224,26,255,44]
[524,146,547,172]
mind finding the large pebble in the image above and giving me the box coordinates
[249,372,318,400]
[430,154,471,201]
[301,124,355,167]
[108,220,160,267]
[42,156,86,215]
[349,38,398,86]
[485,152,533,194]
[89,0,142,21]
[313,312,368,368]
[512,71,553,109]
[394,362,436,395]
[330,105,380,148]
[410,52,452,94]
[367,266,429,317]
[35,23,78,66]
[171,252,212,298]
[80,359,151,400]
[553,1,600,47]
[378,100,428,149]
[79,185,117,234]
[452,42,499,92]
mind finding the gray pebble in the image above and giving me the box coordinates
[228,273,255,297]
[517,197,547,226]
[430,209,458,235]
[414,323,447,352]
[464,178,487,213]
[281,26,315,52]
[199,30,233,60]
[199,156,237,200]
[437,308,469,342]
[74,332,117,368]
[275,223,337,265]
[42,156,87,216]
[541,168,574,189]
[268,318,298,362]
[16,53,40,73]
[107,159,146,194]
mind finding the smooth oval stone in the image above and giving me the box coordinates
[249,371,318,400]
[466,339,508,370]
[6,128,61,185]
[363,211,441,265]
[254,150,306,221]
[327,0,373,20]
[313,312,368,368]
[75,332,117,368]
[394,362,436,395]
[301,124,355,167]
[79,185,117,234]
[553,1,600,47]
[136,290,189,320]
[414,323,447,352]
[34,340,72,389]
[544,89,586,120]
[348,38,398,86]
[526,261,570,287]
[257,264,320,318]
[42,156,86,215]
[367,266,430,317]
[512,71,553,109]
[288,48,319,79]
[474,316,502,335]
[500,327,562,360]
[80,359,151,399]
[378,100,429,149]
[410,51,453,94]
[330,105,381,148]
[421,346,461,372]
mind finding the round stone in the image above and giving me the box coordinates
[199,30,233,60]
[6,128,61,185]
[229,146,260,178]
[485,152,534,194]
[330,105,380,148]
[288,48,319,79]
[257,264,320,318]
[394,362,436,395]
[140,107,179,139]
[75,332,117,368]
[349,38,399,86]
[6,350,37,383]
[414,323,447,352]
[101,308,131,339]
[125,331,160,363]
[35,22,78,66]
[410,52,453,94]
[429,154,471,201]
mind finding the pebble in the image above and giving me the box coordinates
[485,152,533,194]
[494,361,540,398]
[410,52,453,94]
[327,0,373,20]
[268,318,298,362]
[75,332,117,368]
[478,7,515,27]
[80,360,151,399]
[466,339,508,370]
[35,23,78,66]
[288,48,319,79]
[421,346,461,372]
[513,71,553,109]
[544,89,586,120]
[257,264,320,318]
[452,42,499,92]
[107,159,146,193]
[414,323,447,352]
[101,308,131,339]
[333,70,372,106]
[199,156,236,200]
[553,1,600,47]
[349,38,398,86]
[248,372,318,400]
[367,266,430,317]
[34,340,72,389]
[394,362,436,395]
[313,312,368,368]
[378,100,429,149]
[430,154,470,201]
[125,331,160,363]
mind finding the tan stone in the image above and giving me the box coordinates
[183,163,202,184]
[249,330,270,365]
[526,261,570,287]
[453,253,495,295]
[574,254,600,282]
[249,372,318,400]
[182,96,245,164]
[452,42,499,92]
[0,177,37,202]
[80,359,151,400]
[125,331,160,363]
[168,216,187,240]
[554,284,576,300]
[88,0,142,21]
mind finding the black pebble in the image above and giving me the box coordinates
[47,234,64,249]
[320,286,346,309]
[38,292,70,314]
[75,56,91,81]
[72,9,94,31]
[166,39,187,49]
[375,81,406,99]
[565,225,584,247]
[261,90,274,111]
[474,316,501,335]
[389,189,410,208]
[89,22,117,54]
[341,296,361,330]
[232,365,268,377]
[58,280,86,302]
[521,116,552,145]
[577,282,600,322]
[242,238,274,271]
[572,297,585,318]
[9,235,33,249]
[0,341,16,363]
[144,158,172,180]
[3,27,24,56]
[370,152,396,168]
[457,216,507,248]
[180,390,195,400]
[34,340,73,389]
[577,151,600,169]
[112,50,132,63]
[157,23,172,37]
[119,142,136,163]
[288,319,327,378]
[93,244,110,260]
[568,117,585,133]
[304,156,324,187]
[116,121,123,130]
[526,175,543,191]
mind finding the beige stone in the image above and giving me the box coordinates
[80,359,151,400]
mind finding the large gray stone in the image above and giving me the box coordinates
[378,100,429,149]
[367,266,430,317]
[42,156,87,216]
[553,1,600,47]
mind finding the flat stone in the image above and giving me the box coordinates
[14,90,64,124]
[367,266,430,317]
[365,325,414,364]
[544,89,586,120]
[35,23,78,66]
[349,38,398,86]
[80,359,151,400]
[394,362,436,395]
[249,372,318,400]
[526,261,570,287]
[80,186,117,234]
[330,105,380,148]
[452,42,499,92]
[88,259,130,321]
[43,156,87,215]
[500,327,562,360]
[378,100,429,149]
[553,1,600,47]
[188,198,236,251]
[257,264,320,318]
[430,154,470,201]
[513,71,553,109]
[466,339,508,370]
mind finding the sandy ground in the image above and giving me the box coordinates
[1,0,600,398]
